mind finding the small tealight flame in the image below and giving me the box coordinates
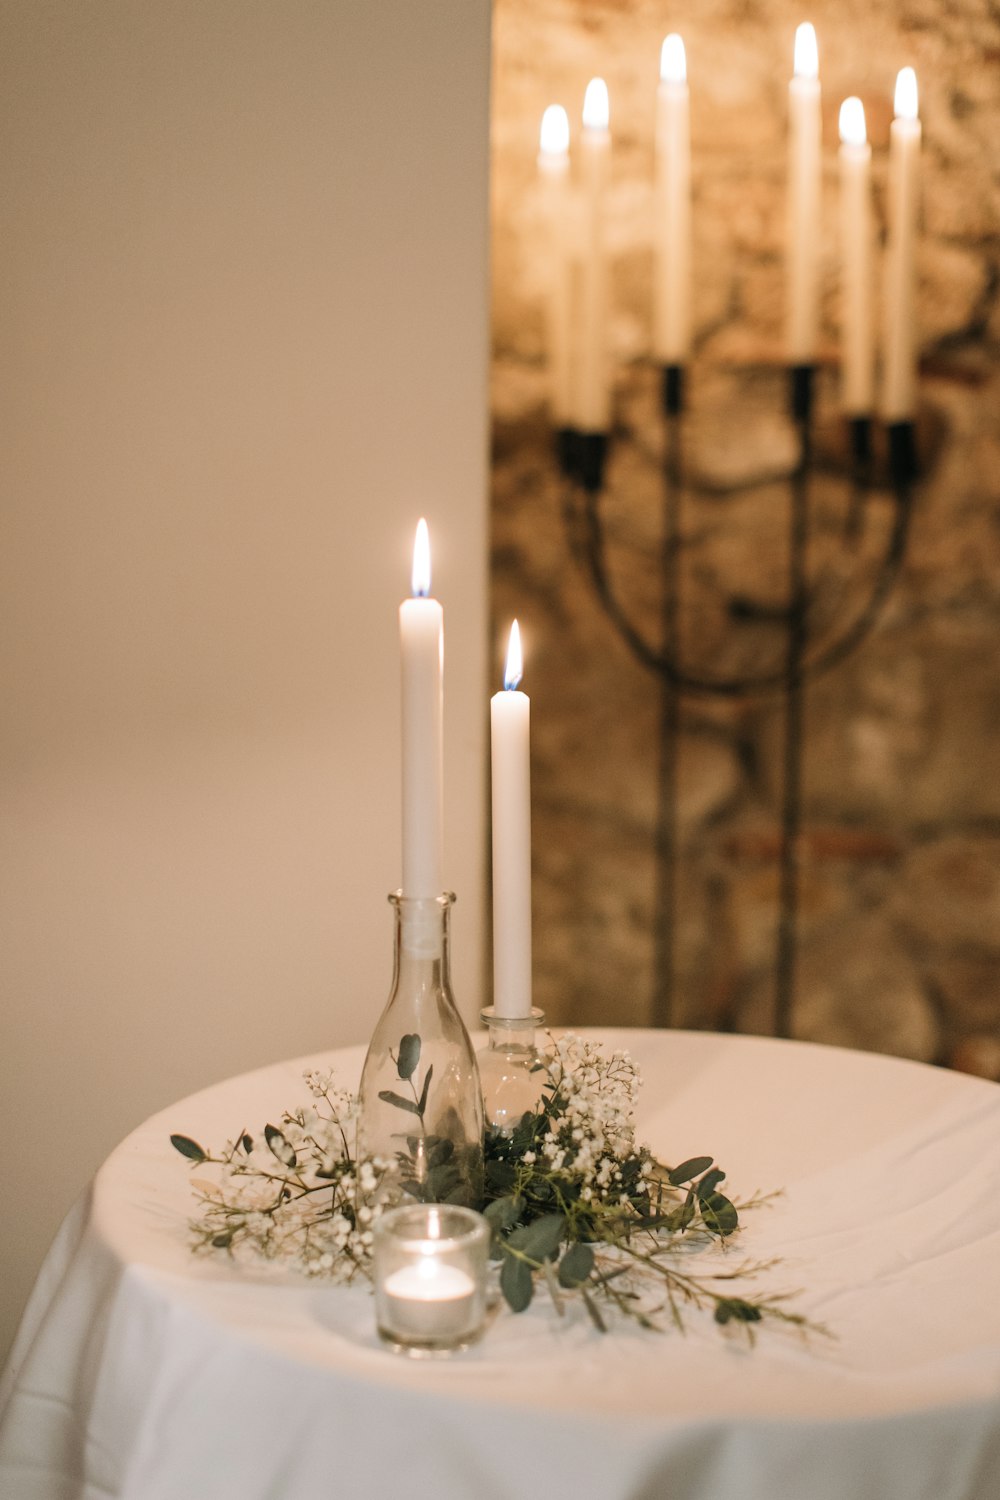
[839,96,867,147]
[503,619,523,692]
[793,22,819,80]
[660,34,687,85]
[582,77,610,132]
[539,103,570,157]
[895,66,918,121]
[411,517,431,598]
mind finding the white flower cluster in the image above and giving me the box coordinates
[188,1069,390,1281]
[535,1034,652,1202]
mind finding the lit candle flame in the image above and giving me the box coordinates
[582,77,610,132]
[503,619,523,692]
[793,22,819,80]
[411,517,431,598]
[539,104,570,158]
[894,66,918,121]
[839,96,867,147]
[660,34,687,85]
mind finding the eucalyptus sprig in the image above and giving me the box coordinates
[480,1035,814,1339]
[170,1069,392,1280]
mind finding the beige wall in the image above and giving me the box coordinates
[0,0,491,1363]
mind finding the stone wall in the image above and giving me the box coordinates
[489,0,1000,1073]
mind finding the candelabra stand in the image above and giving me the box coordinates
[559,368,916,1038]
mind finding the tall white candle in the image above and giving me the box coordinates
[786,22,822,364]
[399,518,443,899]
[881,67,921,423]
[576,78,611,434]
[491,620,532,1019]
[538,105,574,429]
[653,34,692,366]
[838,97,874,415]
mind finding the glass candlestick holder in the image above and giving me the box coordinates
[373,1203,490,1356]
[477,1007,548,1134]
[359,893,484,1208]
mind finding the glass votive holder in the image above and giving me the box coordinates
[373,1203,490,1356]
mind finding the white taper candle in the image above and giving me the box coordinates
[786,23,822,364]
[838,97,874,414]
[881,67,921,423]
[490,621,532,1019]
[538,105,574,428]
[576,78,612,434]
[653,34,692,365]
[399,519,444,900]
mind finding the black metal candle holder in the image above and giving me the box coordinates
[558,368,917,1039]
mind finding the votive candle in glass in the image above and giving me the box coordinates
[373,1203,490,1356]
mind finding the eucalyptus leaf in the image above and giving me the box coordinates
[486,1159,518,1192]
[264,1124,297,1167]
[484,1194,524,1231]
[427,1136,455,1169]
[699,1191,739,1237]
[508,1213,565,1263]
[240,1133,254,1155]
[170,1133,206,1163]
[510,1113,541,1153]
[557,1241,594,1288]
[500,1253,534,1313]
[377,1089,421,1116]
[397,1034,421,1081]
[425,1163,461,1200]
[667,1155,714,1186]
[696,1168,726,1201]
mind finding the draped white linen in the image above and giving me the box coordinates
[3,1030,999,1500]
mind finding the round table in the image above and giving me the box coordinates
[2,1029,1000,1500]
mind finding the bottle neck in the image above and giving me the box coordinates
[391,891,453,969]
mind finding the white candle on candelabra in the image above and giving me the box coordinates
[576,77,611,434]
[786,22,822,365]
[399,518,443,900]
[838,97,874,415]
[881,67,921,423]
[490,621,532,1019]
[538,105,574,429]
[653,34,691,366]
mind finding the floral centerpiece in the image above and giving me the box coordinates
[172,1032,814,1340]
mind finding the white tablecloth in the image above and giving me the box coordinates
[2,1029,1000,1500]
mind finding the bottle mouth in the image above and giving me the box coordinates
[479,1006,546,1032]
[388,890,456,910]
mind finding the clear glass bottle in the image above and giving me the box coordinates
[477,1006,548,1134]
[359,893,483,1207]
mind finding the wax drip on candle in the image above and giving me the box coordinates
[794,21,819,79]
[660,33,686,84]
[895,66,918,121]
[504,619,523,691]
[539,104,570,158]
[839,97,867,147]
[411,517,431,598]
